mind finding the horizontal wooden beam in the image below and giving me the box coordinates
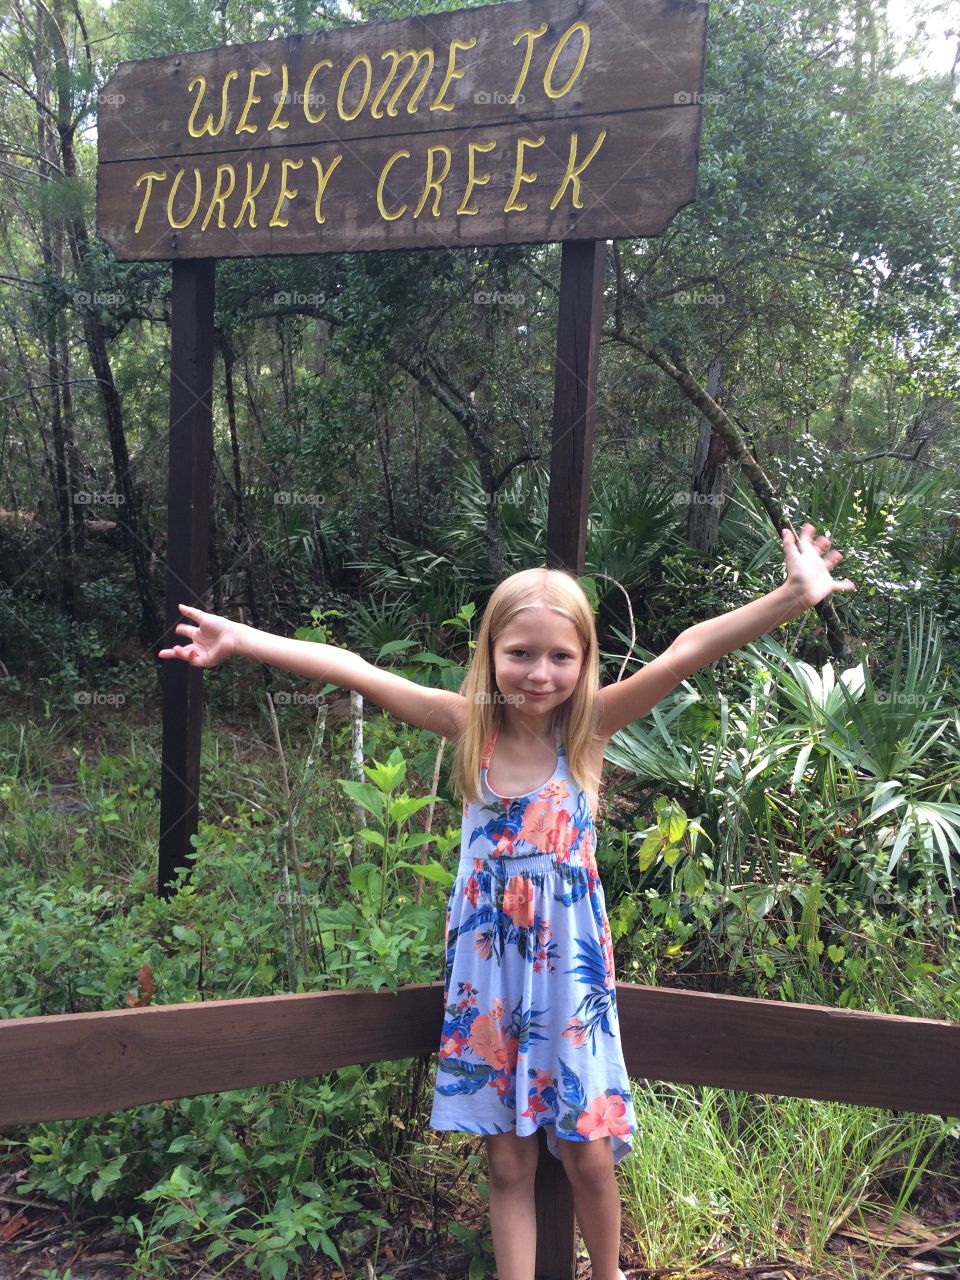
[1,983,957,1126]
[616,985,960,1115]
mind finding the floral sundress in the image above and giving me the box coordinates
[428,716,637,1164]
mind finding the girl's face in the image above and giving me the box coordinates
[490,606,585,727]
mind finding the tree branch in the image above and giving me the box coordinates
[606,316,854,660]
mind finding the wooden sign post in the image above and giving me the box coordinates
[96,1,707,1272]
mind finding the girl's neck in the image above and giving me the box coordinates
[496,707,561,742]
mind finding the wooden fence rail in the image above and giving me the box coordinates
[2,983,958,1278]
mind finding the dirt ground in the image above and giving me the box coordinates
[2,1166,959,1280]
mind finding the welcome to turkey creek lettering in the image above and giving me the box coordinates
[96,0,707,260]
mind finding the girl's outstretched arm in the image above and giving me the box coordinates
[596,523,856,738]
[158,603,464,739]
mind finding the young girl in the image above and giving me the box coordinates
[160,522,855,1280]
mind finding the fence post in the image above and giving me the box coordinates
[533,1128,578,1279]
[545,238,607,574]
[158,257,216,898]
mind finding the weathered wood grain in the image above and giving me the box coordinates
[95,0,707,258]
[2,983,957,1126]
[98,0,707,161]
[96,107,700,259]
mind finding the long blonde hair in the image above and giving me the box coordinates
[450,567,603,806]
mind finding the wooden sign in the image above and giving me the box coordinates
[96,0,707,260]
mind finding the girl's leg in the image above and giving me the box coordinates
[556,1136,623,1280]
[484,1130,540,1280]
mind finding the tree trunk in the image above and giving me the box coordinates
[374,400,399,538]
[33,38,77,625]
[47,0,161,650]
[831,346,861,448]
[608,310,853,661]
[686,357,730,554]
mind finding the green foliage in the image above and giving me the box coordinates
[331,747,459,990]
[619,1081,957,1273]
[1,720,461,1276]
[601,614,960,1013]
[2,0,960,1270]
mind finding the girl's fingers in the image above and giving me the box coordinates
[159,643,203,661]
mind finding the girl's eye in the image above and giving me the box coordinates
[508,649,572,659]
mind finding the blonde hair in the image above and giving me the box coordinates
[450,567,603,806]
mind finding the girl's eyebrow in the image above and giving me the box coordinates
[503,642,578,653]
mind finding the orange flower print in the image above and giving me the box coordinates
[599,920,615,988]
[580,827,599,881]
[562,1018,589,1048]
[490,827,518,857]
[469,1015,518,1072]
[533,1069,554,1092]
[505,1033,519,1070]
[539,779,571,805]
[494,1072,514,1098]
[547,809,580,862]
[521,1092,551,1121]
[464,874,480,907]
[503,875,536,929]
[576,1092,632,1140]
[475,933,493,960]
[518,799,556,852]
[440,1029,470,1058]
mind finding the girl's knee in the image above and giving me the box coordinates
[485,1130,539,1186]
[558,1135,614,1184]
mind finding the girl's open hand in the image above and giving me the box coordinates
[158,603,241,668]
[782,523,857,609]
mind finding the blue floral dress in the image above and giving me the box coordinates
[429,717,637,1164]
